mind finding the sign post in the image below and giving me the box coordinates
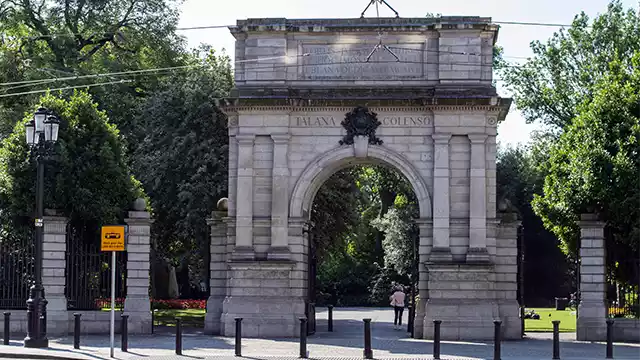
[101,225,126,358]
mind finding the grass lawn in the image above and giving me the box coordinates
[525,308,576,333]
[153,309,206,328]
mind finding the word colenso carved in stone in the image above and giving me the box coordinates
[339,106,383,146]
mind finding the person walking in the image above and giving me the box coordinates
[389,285,406,330]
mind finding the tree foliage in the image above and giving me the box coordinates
[532,52,640,273]
[312,165,418,306]
[0,0,188,142]
[497,0,640,130]
[496,145,572,305]
[0,91,143,231]
[133,47,232,296]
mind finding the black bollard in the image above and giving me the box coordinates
[299,317,308,358]
[606,319,614,359]
[175,318,182,355]
[433,320,441,360]
[3,312,10,346]
[327,305,334,332]
[73,313,81,349]
[493,320,502,360]
[363,318,373,359]
[552,320,560,359]
[121,314,129,352]
[151,309,155,335]
[235,318,242,357]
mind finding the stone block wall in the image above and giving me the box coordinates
[577,213,608,341]
[205,211,228,335]
[66,311,123,334]
[123,209,152,334]
[495,211,521,339]
[42,214,69,335]
[611,319,640,343]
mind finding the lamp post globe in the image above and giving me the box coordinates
[23,107,59,349]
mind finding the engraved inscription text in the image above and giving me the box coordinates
[300,44,424,80]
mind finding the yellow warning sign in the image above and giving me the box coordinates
[101,225,126,251]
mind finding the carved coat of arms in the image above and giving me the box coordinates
[339,106,383,145]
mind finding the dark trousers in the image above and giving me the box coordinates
[393,306,404,325]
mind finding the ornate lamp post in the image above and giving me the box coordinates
[23,107,60,348]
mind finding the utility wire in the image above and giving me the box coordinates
[4,19,579,40]
[0,46,527,88]
[0,80,133,98]
[0,57,515,98]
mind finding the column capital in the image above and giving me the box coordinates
[468,133,488,143]
[125,211,154,225]
[236,134,256,145]
[432,133,452,143]
[576,213,606,228]
[271,133,291,144]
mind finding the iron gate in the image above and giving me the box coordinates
[65,224,127,310]
[0,225,35,309]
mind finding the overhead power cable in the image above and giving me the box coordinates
[0,46,528,89]
[0,80,133,98]
[3,18,581,41]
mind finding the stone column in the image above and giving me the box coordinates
[577,213,607,341]
[42,211,68,335]
[496,208,522,339]
[468,134,489,262]
[431,134,452,261]
[234,134,255,258]
[269,133,291,259]
[124,200,152,334]
[205,209,228,335]
[415,218,433,339]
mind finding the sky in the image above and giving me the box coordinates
[177,0,638,147]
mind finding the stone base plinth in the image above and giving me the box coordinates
[124,296,152,334]
[498,299,522,339]
[577,300,607,341]
[221,299,304,338]
[220,260,306,338]
[204,295,225,335]
[421,298,500,340]
[419,262,520,341]
[577,317,607,341]
[46,296,69,336]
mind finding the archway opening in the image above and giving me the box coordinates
[306,163,419,336]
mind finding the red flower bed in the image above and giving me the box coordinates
[152,299,206,310]
[95,298,126,309]
[94,298,206,310]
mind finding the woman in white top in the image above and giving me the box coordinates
[389,286,406,330]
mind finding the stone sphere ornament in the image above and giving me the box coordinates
[133,198,146,211]
[217,197,229,211]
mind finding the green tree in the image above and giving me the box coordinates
[0,0,188,143]
[496,145,571,305]
[133,47,232,297]
[532,52,640,282]
[0,90,143,232]
[497,0,640,130]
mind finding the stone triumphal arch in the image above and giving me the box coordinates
[205,16,520,340]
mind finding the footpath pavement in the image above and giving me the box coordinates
[1,308,638,360]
